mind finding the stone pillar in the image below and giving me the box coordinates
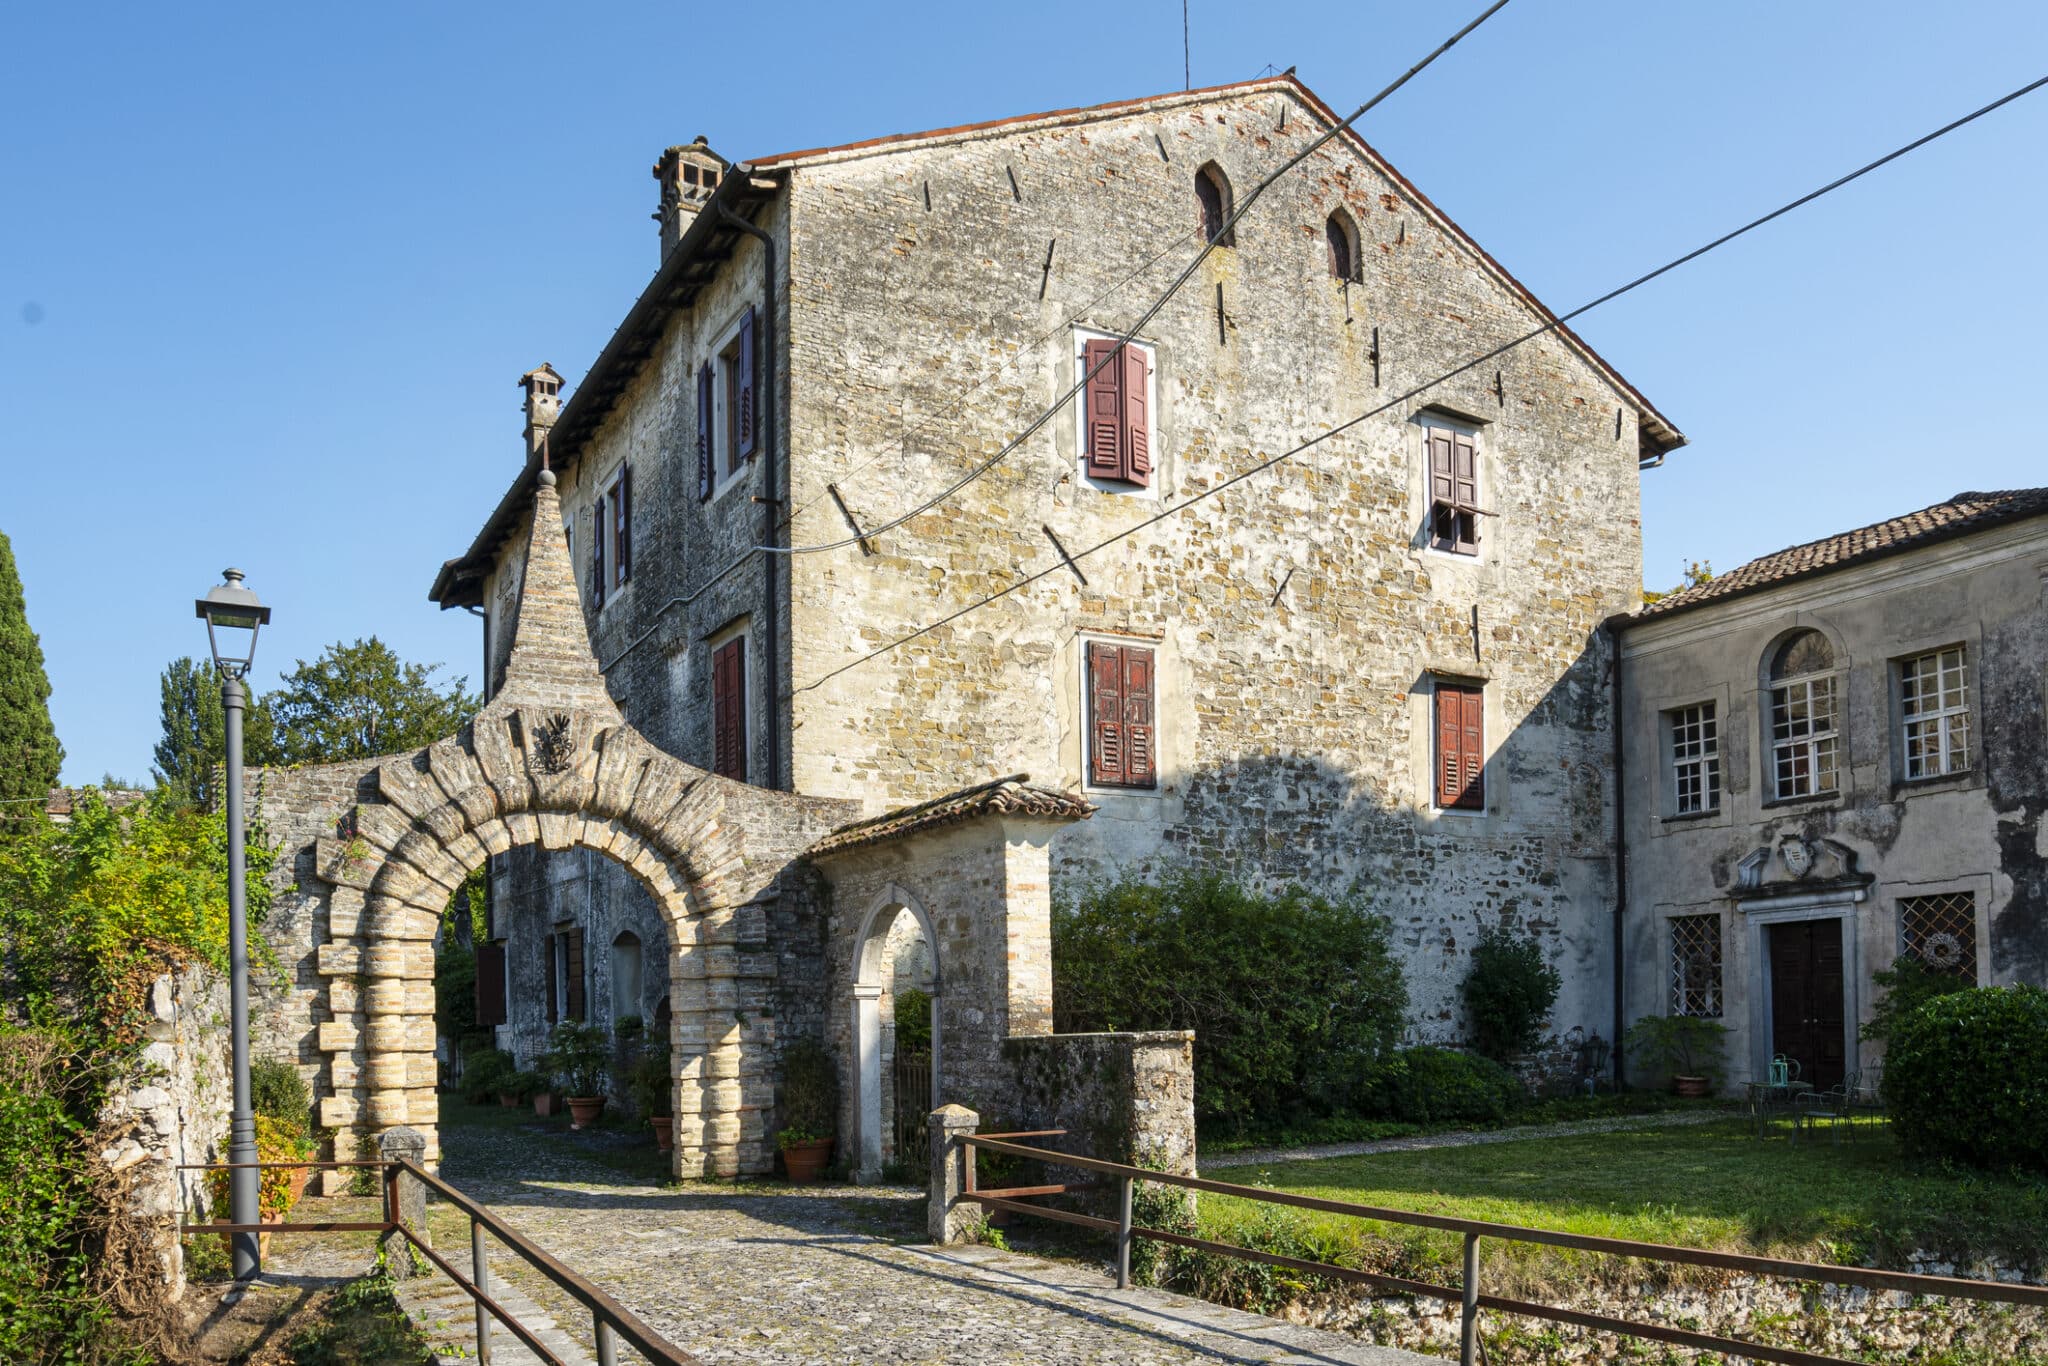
[928,1103,980,1245]
[377,1126,429,1278]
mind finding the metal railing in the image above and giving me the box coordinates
[180,1159,699,1366]
[960,1130,2048,1366]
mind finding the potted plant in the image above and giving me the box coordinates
[628,1046,674,1151]
[206,1115,304,1260]
[1625,1014,1729,1097]
[776,1038,839,1184]
[543,1020,612,1129]
[531,1070,561,1119]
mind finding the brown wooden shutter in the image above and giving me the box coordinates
[1121,343,1151,486]
[696,363,714,500]
[564,928,586,1021]
[1435,681,1485,810]
[474,941,507,1028]
[1088,641,1124,785]
[616,468,632,585]
[1083,339,1125,480]
[1427,428,1455,551]
[1452,431,1478,553]
[1122,646,1156,786]
[591,494,606,608]
[712,637,746,780]
[544,932,558,1024]
[736,306,757,460]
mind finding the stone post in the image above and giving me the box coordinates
[377,1126,429,1278]
[928,1103,980,1244]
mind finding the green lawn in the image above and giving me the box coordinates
[1195,1118,2048,1292]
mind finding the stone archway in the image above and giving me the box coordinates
[284,471,853,1178]
[849,883,942,1181]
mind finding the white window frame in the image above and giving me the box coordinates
[1768,672,1840,802]
[1415,410,1489,564]
[1072,328,1160,498]
[708,310,753,502]
[1896,645,1971,781]
[1665,702,1721,816]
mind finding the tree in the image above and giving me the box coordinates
[1462,925,1562,1061]
[0,530,63,807]
[266,637,478,765]
[150,656,277,808]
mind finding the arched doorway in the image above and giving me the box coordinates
[850,885,940,1182]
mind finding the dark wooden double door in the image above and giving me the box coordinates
[1769,919,1845,1091]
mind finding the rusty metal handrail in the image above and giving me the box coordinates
[959,1132,2048,1366]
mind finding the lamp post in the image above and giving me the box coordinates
[195,568,271,1289]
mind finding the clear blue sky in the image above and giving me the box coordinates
[5,2,2044,785]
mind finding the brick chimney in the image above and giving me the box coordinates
[652,137,727,260]
[519,363,563,462]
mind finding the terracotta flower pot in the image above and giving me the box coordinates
[533,1092,559,1118]
[286,1168,310,1208]
[781,1136,834,1184]
[651,1116,674,1152]
[498,1091,521,1108]
[566,1096,607,1130]
[1674,1074,1711,1098]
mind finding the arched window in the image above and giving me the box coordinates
[1326,209,1360,282]
[1765,630,1840,801]
[610,930,643,1022]
[1195,163,1234,246]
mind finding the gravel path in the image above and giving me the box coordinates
[418,1111,1436,1365]
[1205,1107,1731,1170]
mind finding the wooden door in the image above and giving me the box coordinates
[1768,920,1845,1090]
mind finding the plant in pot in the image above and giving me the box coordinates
[777,1038,839,1184]
[1624,1013,1729,1097]
[205,1114,304,1260]
[529,1066,561,1119]
[629,1046,674,1152]
[544,1020,612,1129]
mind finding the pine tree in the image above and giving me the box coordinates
[0,530,63,805]
[151,656,277,809]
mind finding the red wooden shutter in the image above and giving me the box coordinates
[564,928,586,1021]
[544,933,558,1024]
[712,637,746,780]
[1435,682,1485,810]
[1122,646,1156,786]
[1121,343,1151,486]
[1452,431,1478,552]
[696,363,714,500]
[615,469,632,585]
[474,941,507,1028]
[590,493,606,608]
[736,306,757,460]
[1083,339,1125,480]
[1088,641,1124,785]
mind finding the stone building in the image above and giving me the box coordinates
[429,74,1685,1069]
[1614,489,2048,1091]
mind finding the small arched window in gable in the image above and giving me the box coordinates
[1195,162,1234,246]
[1326,209,1360,282]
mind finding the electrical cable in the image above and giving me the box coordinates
[793,72,2048,693]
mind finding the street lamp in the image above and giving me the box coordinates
[195,569,270,1290]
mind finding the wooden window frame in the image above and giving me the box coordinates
[1085,640,1158,790]
[1432,678,1486,812]
[607,466,632,591]
[1423,418,1483,557]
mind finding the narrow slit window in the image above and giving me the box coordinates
[1326,209,1360,282]
[1195,163,1234,247]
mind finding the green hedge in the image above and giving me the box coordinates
[1364,1046,1522,1125]
[1884,985,2048,1170]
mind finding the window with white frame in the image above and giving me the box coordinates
[1666,702,1720,815]
[1767,630,1839,801]
[1898,645,1971,780]
[1669,914,1722,1017]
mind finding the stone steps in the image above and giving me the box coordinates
[393,1245,597,1366]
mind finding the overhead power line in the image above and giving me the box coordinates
[795,72,2048,694]
[760,0,1517,557]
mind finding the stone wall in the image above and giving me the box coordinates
[96,964,230,1299]
[1002,1029,1196,1177]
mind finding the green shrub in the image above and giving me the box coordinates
[459,1047,517,1104]
[1624,1013,1729,1084]
[1461,925,1561,1061]
[1863,956,1973,1042]
[1052,869,1406,1129]
[1884,985,2048,1170]
[541,1020,611,1099]
[778,1037,839,1144]
[251,1055,311,1137]
[1364,1046,1521,1125]
[0,1034,110,1363]
[895,987,933,1053]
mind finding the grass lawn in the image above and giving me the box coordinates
[1196,1118,2048,1293]
[1199,1090,1713,1155]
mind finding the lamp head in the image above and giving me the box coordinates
[194,568,271,678]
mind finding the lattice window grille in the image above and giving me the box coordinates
[1771,675,1839,799]
[1900,647,1972,780]
[1669,914,1723,1017]
[1669,703,1721,815]
[1901,893,1977,981]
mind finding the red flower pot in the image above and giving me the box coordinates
[1674,1074,1711,1098]
[533,1092,559,1118]
[651,1116,674,1152]
[781,1137,834,1184]
[566,1096,607,1130]
[498,1091,520,1109]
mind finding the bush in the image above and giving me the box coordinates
[1884,985,2048,1170]
[1624,1013,1729,1084]
[1461,925,1561,1061]
[1053,869,1407,1130]
[894,987,933,1053]
[1863,956,1973,1042]
[541,1021,611,1099]
[250,1056,311,1137]
[1363,1046,1521,1125]
[459,1047,517,1105]
[778,1037,839,1145]
[0,1035,108,1362]
[204,1114,311,1219]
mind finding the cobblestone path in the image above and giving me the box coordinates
[415,1109,1434,1365]
[1205,1107,1730,1170]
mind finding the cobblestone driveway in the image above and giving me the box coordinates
[422,1111,1432,1366]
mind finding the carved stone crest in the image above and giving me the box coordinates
[532,713,575,775]
[1778,835,1813,879]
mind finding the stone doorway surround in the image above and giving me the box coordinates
[1732,835,1873,1089]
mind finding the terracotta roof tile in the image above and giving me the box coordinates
[1634,488,2048,621]
[806,774,1094,859]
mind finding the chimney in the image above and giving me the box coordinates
[519,363,564,462]
[652,137,727,261]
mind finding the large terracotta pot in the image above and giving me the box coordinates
[286,1168,310,1208]
[782,1137,834,1184]
[533,1092,559,1119]
[566,1096,607,1130]
[1674,1074,1711,1098]
[498,1091,521,1109]
[651,1116,674,1152]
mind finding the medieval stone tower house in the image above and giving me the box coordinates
[428,74,1685,1060]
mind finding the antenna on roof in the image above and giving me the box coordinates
[1182,0,1191,90]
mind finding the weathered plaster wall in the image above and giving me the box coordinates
[1618,520,2048,1086]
